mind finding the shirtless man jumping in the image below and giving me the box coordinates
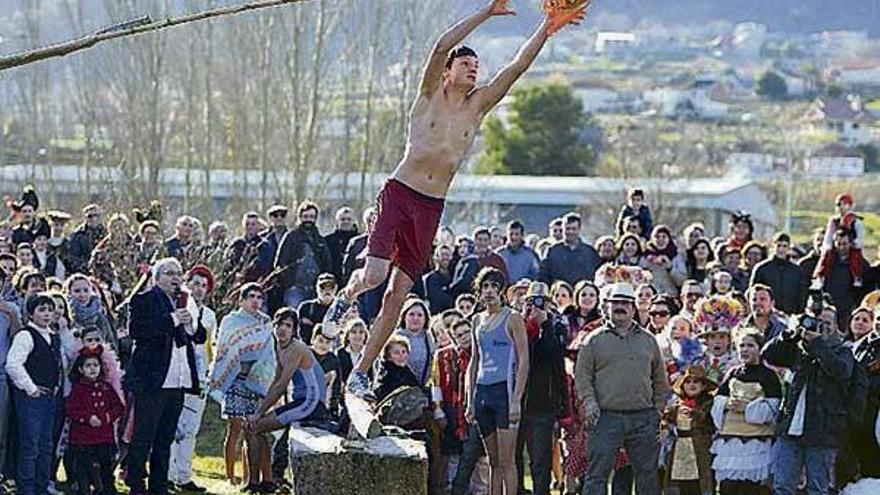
[323,0,589,398]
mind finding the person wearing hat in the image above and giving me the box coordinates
[30,218,65,280]
[297,273,338,344]
[11,185,40,247]
[263,204,289,259]
[574,282,669,495]
[663,365,716,495]
[271,200,332,314]
[505,278,531,312]
[168,265,218,493]
[66,204,107,275]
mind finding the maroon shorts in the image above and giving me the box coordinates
[367,179,445,281]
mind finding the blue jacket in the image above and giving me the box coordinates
[124,286,206,394]
[497,244,540,284]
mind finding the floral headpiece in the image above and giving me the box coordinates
[594,263,652,288]
[694,294,744,336]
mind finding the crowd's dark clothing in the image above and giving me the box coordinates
[515,414,556,495]
[616,204,653,238]
[822,250,868,328]
[448,255,480,299]
[750,256,807,314]
[341,234,368,285]
[313,351,340,415]
[69,444,116,495]
[743,312,788,343]
[423,269,453,315]
[123,286,206,395]
[12,222,39,246]
[846,333,880,479]
[296,299,330,345]
[261,226,288,260]
[272,225,333,310]
[67,223,107,274]
[163,236,193,260]
[226,234,273,283]
[539,240,601,286]
[324,228,359,283]
[373,359,421,403]
[524,316,567,418]
[126,389,184,494]
[762,333,855,448]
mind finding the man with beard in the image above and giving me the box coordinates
[575,283,668,495]
[323,207,359,284]
[272,201,332,313]
[743,284,788,342]
[67,204,107,275]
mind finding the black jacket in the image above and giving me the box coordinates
[324,228,359,283]
[374,359,421,403]
[123,286,206,394]
[524,315,568,418]
[275,226,333,294]
[341,234,368,285]
[423,269,454,315]
[762,332,855,448]
[750,257,807,314]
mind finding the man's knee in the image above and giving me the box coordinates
[363,264,389,289]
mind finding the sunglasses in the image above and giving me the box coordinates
[270,212,288,218]
[84,336,102,344]
[649,310,670,317]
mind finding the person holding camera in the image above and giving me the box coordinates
[762,304,855,495]
[574,283,669,495]
[514,282,567,495]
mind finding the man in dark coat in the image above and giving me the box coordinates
[124,257,206,495]
[750,233,806,315]
[66,204,107,274]
[323,206,359,284]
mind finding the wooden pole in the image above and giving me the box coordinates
[0,0,308,72]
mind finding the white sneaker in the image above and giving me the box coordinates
[47,482,64,495]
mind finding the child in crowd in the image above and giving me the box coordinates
[78,326,124,403]
[711,330,781,495]
[65,347,125,495]
[5,294,63,495]
[66,274,116,350]
[310,325,340,417]
[695,326,741,386]
[663,365,716,495]
[616,187,654,238]
[661,315,703,383]
[710,271,734,296]
[814,193,865,287]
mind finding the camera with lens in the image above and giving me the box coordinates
[797,313,821,334]
[527,295,546,310]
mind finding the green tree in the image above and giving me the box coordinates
[480,82,596,176]
[857,144,879,172]
[757,71,788,100]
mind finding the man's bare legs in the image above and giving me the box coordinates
[353,267,413,374]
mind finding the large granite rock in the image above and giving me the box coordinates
[288,428,427,495]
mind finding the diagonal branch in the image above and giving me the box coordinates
[0,0,310,72]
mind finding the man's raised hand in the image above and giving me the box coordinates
[544,0,591,36]
[488,0,516,16]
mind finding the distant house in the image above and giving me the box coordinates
[572,82,643,114]
[776,68,809,97]
[725,152,776,176]
[804,96,874,145]
[804,144,865,177]
[595,32,637,57]
[643,77,729,120]
[826,60,880,90]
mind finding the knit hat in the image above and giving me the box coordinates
[186,264,215,294]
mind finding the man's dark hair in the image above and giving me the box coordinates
[239,282,263,301]
[297,200,320,218]
[473,226,491,239]
[772,232,791,244]
[628,188,645,199]
[445,45,478,69]
[25,292,54,316]
[473,267,508,297]
[507,220,525,234]
[0,253,15,265]
[746,283,774,301]
[18,270,46,292]
[563,212,581,226]
[273,307,299,330]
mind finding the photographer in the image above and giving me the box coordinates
[515,282,567,495]
[762,303,855,495]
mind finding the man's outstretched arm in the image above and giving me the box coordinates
[476,4,589,114]
[420,0,515,96]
